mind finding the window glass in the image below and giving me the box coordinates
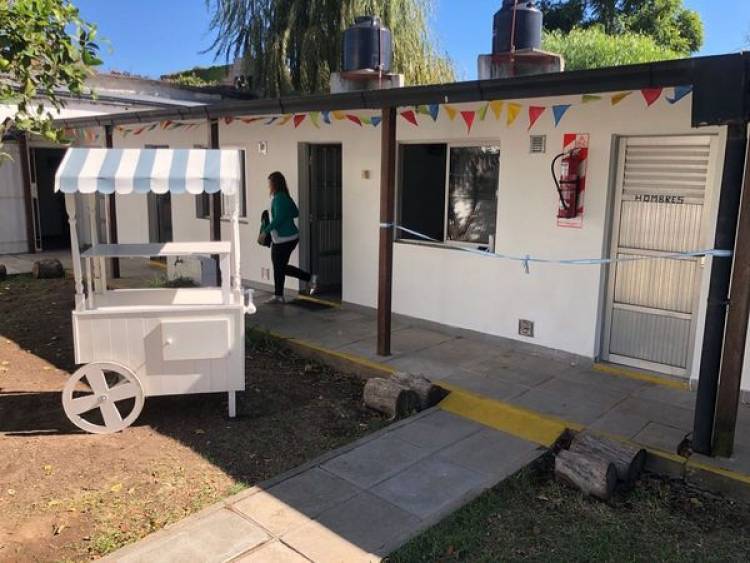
[447,146,500,245]
[398,144,447,242]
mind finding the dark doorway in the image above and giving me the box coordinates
[306,144,342,297]
[147,193,173,243]
[32,148,69,250]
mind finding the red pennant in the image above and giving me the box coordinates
[400,110,418,126]
[641,88,663,106]
[346,114,363,126]
[224,116,235,125]
[293,114,306,128]
[528,106,546,130]
[460,111,476,133]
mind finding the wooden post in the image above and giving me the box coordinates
[713,134,750,457]
[377,107,397,357]
[104,125,120,278]
[65,194,85,311]
[209,119,222,286]
[18,133,36,253]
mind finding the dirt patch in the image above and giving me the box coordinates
[0,275,386,562]
[391,455,750,562]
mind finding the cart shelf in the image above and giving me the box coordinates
[81,242,232,259]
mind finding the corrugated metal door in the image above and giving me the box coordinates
[603,136,717,376]
[309,144,342,294]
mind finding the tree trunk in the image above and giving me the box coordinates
[570,432,647,483]
[364,378,419,419]
[32,259,64,279]
[555,449,618,501]
[391,372,448,411]
[0,264,6,280]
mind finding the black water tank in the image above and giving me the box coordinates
[343,16,393,73]
[493,0,543,53]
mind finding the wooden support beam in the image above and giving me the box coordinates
[104,125,120,278]
[208,119,222,285]
[18,133,36,254]
[377,107,397,357]
[713,134,750,457]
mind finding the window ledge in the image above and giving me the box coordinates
[395,238,494,254]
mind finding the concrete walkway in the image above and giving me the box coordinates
[105,409,543,562]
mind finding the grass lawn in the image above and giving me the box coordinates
[0,275,386,561]
[390,456,750,562]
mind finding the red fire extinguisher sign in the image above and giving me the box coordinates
[557,133,589,229]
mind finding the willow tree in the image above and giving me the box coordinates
[205,0,454,97]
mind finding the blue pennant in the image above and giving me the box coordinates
[428,104,440,122]
[370,116,382,127]
[321,111,332,125]
[552,104,572,127]
[667,85,693,104]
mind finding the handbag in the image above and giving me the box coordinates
[258,210,272,247]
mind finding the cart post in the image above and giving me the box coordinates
[65,194,85,311]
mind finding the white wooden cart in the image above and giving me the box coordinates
[54,148,255,434]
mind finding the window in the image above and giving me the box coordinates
[398,143,500,247]
[195,148,247,220]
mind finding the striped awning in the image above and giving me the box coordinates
[54,148,242,195]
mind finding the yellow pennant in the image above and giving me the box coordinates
[611,92,632,105]
[444,105,458,121]
[506,103,522,126]
[490,101,504,120]
[582,94,602,104]
[332,110,347,120]
[278,114,293,126]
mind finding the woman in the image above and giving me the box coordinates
[261,171,317,304]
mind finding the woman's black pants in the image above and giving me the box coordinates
[271,239,311,296]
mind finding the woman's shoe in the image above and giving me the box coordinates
[265,295,286,305]
[308,275,319,296]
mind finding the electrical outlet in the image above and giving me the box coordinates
[519,319,535,338]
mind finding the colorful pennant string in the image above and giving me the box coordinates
[461,111,476,133]
[552,105,572,127]
[528,106,546,130]
[641,88,663,107]
[667,85,693,104]
[506,103,522,126]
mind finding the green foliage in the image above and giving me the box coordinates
[162,65,228,85]
[543,27,681,70]
[0,0,101,148]
[539,0,703,55]
[166,73,219,88]
[205,0,454,97]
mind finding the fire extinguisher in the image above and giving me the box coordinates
[552,148,582,219]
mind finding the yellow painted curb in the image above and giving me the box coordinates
[293,295,342,309]
[439,383,581,447]
[687,458,750,485]
[593,363,689,390]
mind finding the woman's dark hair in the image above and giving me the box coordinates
[268,171,289,195]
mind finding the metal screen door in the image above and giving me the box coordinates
[603,136,717,376]
[309,144,343,294]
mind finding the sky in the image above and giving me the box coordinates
[75,0,750,80]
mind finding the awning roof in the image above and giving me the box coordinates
[54,148,242,195]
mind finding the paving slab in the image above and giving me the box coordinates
[388,409,482,451]
[511,387,617,425]
[233,541,309,563]
[371,457,487,520]
[435,428,545,484]
[441,370,531,401]
[589,409,651,439]
[321,433,430,489]
[107,508,268,563]
[633,384,697,410]
[633,422,689,453]
[466,357,556,387]
[607,397,694,432]
[282,492,421,562]
[234,468,361,536]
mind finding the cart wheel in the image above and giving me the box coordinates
[62,362,145,434]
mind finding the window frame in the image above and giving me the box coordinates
[194,146,248,221]
[397,138,501,252]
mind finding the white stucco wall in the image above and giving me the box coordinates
[109,91,741,389]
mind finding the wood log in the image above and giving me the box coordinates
[363,378,419,419]
[0,264,6,280]
[570,432,646,483]
[391,372,448,411]
[555,449,618,501]
[32,259,64,279]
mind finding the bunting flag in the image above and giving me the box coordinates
[401,110,418,126]
[641,88,663,107]
[416,105,431,116]
[444,105,458,121]
[266,117,278,125]
[552,105,572,127]
[309,112,321,128]
[370,115,382,127]
[224,117,235,125]
[332,110,347,121]
[490,101,504,120]
[428,104,440,122]
[528,106,546,130]
[161,120,173,129]
[346,114,363,126]
[506,103,522,126]
[477,103,489,121]
[461,111,476,133]
[582,94,602,104]
[667,85,693,104]
[322,111,332,125]
[240,117,264,124]
[611,92,632,105]
[278,114,293,126]
[293,114,306,128]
